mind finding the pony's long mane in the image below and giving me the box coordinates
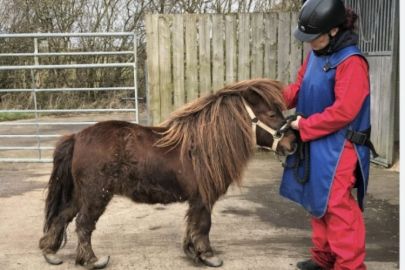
[156,79,286,209]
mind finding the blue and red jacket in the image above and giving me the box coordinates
[280,45,371,218]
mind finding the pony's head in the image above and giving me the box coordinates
[226,79,297,156]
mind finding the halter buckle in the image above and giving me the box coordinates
[271,132,282,141]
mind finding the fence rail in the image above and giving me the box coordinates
[0,32,138,162]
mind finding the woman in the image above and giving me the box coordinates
[280,0,375,269]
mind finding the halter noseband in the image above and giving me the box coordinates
[242,99,288,152]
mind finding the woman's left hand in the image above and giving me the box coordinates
[291,115,302,130]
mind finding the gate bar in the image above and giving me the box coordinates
[0,32,134,38]
[0,32,139,162]
[0,87,136,93]
[0,51,133,57]
[0,63,133,70]
[0,109,136,113]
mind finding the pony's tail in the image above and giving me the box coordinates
[42,134,76,247]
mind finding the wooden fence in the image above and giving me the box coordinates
[145,12,303,125]
[145,10,399,167]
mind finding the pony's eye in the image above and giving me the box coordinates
[268,114,276,119]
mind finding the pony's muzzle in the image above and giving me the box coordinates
[279,139,297,156]
[285,141,298,156]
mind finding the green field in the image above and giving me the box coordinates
[0,113,35,122]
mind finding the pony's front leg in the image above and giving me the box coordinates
[183,198,223,267]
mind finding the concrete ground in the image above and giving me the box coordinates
[0,114,399,270]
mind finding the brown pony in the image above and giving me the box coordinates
[39,79,297,269]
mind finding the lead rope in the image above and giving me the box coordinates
[278,113,310,184]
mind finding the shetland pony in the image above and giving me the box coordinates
[39,79,297,269]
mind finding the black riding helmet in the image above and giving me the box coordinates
[294,0,346,42]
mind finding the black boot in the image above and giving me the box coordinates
[296,259,324,270]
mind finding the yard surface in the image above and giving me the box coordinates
[0,115,399,270]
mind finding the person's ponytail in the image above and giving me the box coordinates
[342,7,358,31]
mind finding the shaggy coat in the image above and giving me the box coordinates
[39,78,296,269]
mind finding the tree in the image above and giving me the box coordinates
[0,0,302,110]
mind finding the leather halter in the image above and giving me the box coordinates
[242,99,285,152]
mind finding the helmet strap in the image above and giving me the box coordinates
[327,31,336,54]
[313,30,338,57]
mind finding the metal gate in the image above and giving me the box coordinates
[0,32,138,162]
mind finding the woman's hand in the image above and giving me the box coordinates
[291,115,302,130]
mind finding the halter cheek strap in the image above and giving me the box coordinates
[242,99,284,152]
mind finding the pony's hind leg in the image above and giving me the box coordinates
[183,197,223,267]
[75,195,112,269]
[39,203,79,265]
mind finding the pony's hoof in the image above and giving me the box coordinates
[200,255,223,267]
[92,255,110,269]
[44,253,63,265]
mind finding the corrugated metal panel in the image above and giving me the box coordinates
[344,0,393,55]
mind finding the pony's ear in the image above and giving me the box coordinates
[241,89,262,106]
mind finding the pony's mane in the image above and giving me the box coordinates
[156,79,286,209]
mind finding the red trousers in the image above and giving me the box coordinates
[311,141,366,270]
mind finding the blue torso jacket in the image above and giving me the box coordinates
[279,45,371,218]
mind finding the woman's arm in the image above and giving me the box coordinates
[298,55,370,142]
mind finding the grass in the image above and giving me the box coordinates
[0,113,35,122]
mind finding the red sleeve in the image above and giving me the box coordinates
[299,55,370,142]
[282,53,309,109]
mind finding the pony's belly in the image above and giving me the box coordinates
[121,168,189,205]
[128,186,188,205]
